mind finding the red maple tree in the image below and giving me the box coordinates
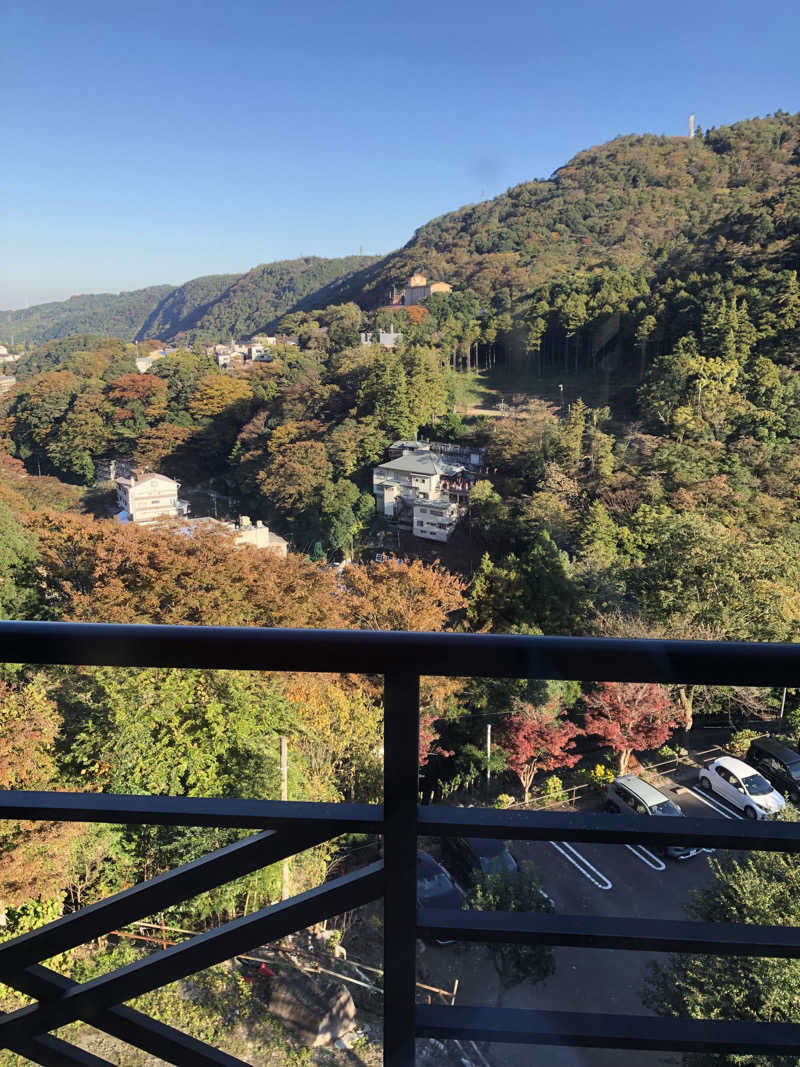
[582,682,682,774]
[504,701,581,804]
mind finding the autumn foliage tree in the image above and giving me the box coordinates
[582,682,682,774]
[504,700,581,803]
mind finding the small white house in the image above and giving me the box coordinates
[115,470,189,525]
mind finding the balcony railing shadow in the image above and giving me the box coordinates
[2,619,800,1066]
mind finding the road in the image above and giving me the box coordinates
[417,774,749,1067]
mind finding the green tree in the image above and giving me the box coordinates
[644,818,800,1067]
[467,864,556,986]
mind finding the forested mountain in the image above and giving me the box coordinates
[0,256,377,347]
[168,255,378,342]
[5,112,799,357]
[343,111,800,307]
[0,285,174,347]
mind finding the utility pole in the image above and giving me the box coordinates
[280,736,289,900]
[486,723,492,795]
[780,687,788,721]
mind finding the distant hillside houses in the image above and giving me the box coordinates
[108,462,289,554]
[372,439,486,542]
[135,346,178,373]
[207,338,279,368]
[359,324,403,348]
[386,273,452,307]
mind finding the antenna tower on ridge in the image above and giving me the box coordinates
[689,114,695,139]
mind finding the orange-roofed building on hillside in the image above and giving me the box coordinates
[386,273,452,307]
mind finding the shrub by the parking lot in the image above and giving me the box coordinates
[727,729,762,758]
[467,863,555,986]
[655,744,678,762]
[784,707,800,744]
[540,775,568,805]
[577,762,616,790]
[494,793,515,809]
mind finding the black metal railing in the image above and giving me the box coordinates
[2,619,800,1066]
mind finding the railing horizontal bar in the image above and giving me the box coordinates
[0,863,385,1044]
[419,806,800,852]
[0,829,328,980]
[15,965,253,1067]
[0,790,381,831]
[417,909,800,956]
[416,1004,800,1053]
[9,1033,113,1067]
[3,620,800,685]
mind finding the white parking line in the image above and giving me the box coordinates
[548,841,613,890]
[624,844,667,870]
[687,786,744,820]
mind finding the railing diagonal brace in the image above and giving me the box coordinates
[5,1030,115,1067]
[0,827,330,981]
[0,862,384,1046]
[10,964,255,1067]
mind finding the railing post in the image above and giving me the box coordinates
[383,671,420,1067]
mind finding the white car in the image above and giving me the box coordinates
[698,755,786,819]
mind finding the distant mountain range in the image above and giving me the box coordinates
[0,256,379,347]
[4,110,799,348]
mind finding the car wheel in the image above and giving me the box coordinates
[744,806,757,819]
[699,776,712,793]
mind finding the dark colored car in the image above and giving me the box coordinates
[416,851,466,944]
[746,737,800,802]
[416,851,466,911]
[440,836,518,888]
[605,774,703,859]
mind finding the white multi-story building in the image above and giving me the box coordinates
[372,441,477,541]
[115,470,189,525]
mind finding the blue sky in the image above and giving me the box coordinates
[2,0,798,308]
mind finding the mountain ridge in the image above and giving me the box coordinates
[4,111,798,348]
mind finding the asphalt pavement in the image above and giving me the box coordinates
[417,770,751,1067]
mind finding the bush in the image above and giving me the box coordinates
[727,729,762,758]
[467,863,555,986]
[656,744,678,762]
[494,793,515,809]
[783,708,800,743]
[540,775,568,804]
[578,762,616,789]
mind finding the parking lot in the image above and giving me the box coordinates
[418,769,755,1067]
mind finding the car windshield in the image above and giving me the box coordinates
[789,763,800,781]
[479,850,516,874]
[742,773,773,796]
[651,800,682,816]
[418,871,454,896]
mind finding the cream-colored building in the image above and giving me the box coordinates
[232,516,288,556]
[388,273,452,307]
[115,470,189,525]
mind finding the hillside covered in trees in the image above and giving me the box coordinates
[0,256,377,348]
[5,112,799,362]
